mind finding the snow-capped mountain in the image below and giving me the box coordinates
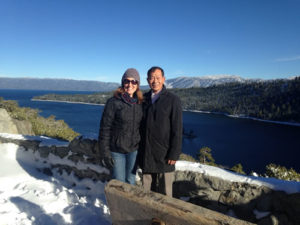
[164,75,247,88]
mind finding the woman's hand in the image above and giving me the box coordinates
[101,156,114,169]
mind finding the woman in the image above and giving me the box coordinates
[98,68,143,185]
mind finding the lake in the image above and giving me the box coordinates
[1,89,300,173]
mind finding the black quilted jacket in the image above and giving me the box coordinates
[98,95,143,158]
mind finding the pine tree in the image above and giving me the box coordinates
[231,163,246,175]
[197,147,216,166]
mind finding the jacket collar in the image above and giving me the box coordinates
[145,85,167,103]
[157,85,167,95]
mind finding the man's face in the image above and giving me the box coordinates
[147,69,165,93]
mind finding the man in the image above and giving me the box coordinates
[139,66,182,197]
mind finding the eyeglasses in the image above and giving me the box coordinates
[124,79,138,85]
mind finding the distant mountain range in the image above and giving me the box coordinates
[0,75,276,92]
[0,77,119,92]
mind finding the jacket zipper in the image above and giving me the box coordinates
[132,104,135,147]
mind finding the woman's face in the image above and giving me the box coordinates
[123,77,138,97]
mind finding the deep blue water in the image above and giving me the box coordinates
[1,89,300,173]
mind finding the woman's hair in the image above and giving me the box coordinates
[113,86,143,104]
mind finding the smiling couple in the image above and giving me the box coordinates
[98,66,182,197]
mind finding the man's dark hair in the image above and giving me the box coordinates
[147,66,164,78]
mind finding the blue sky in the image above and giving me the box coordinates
[0,0,300,85]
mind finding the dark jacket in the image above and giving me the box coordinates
[139,86,183,173]
[98,95,143,158]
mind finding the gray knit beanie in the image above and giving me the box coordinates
[121,68,140,85]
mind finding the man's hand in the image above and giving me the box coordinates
[167,159,176,165]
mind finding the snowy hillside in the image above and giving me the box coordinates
[164,75,248,88]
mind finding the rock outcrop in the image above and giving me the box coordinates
[0,108,34,135]
[174,171,300,225]
[0,108,18,134]
[0,134,299,225]
[12,119,34,135]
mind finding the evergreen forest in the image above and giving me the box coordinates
[33,77,300,123]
